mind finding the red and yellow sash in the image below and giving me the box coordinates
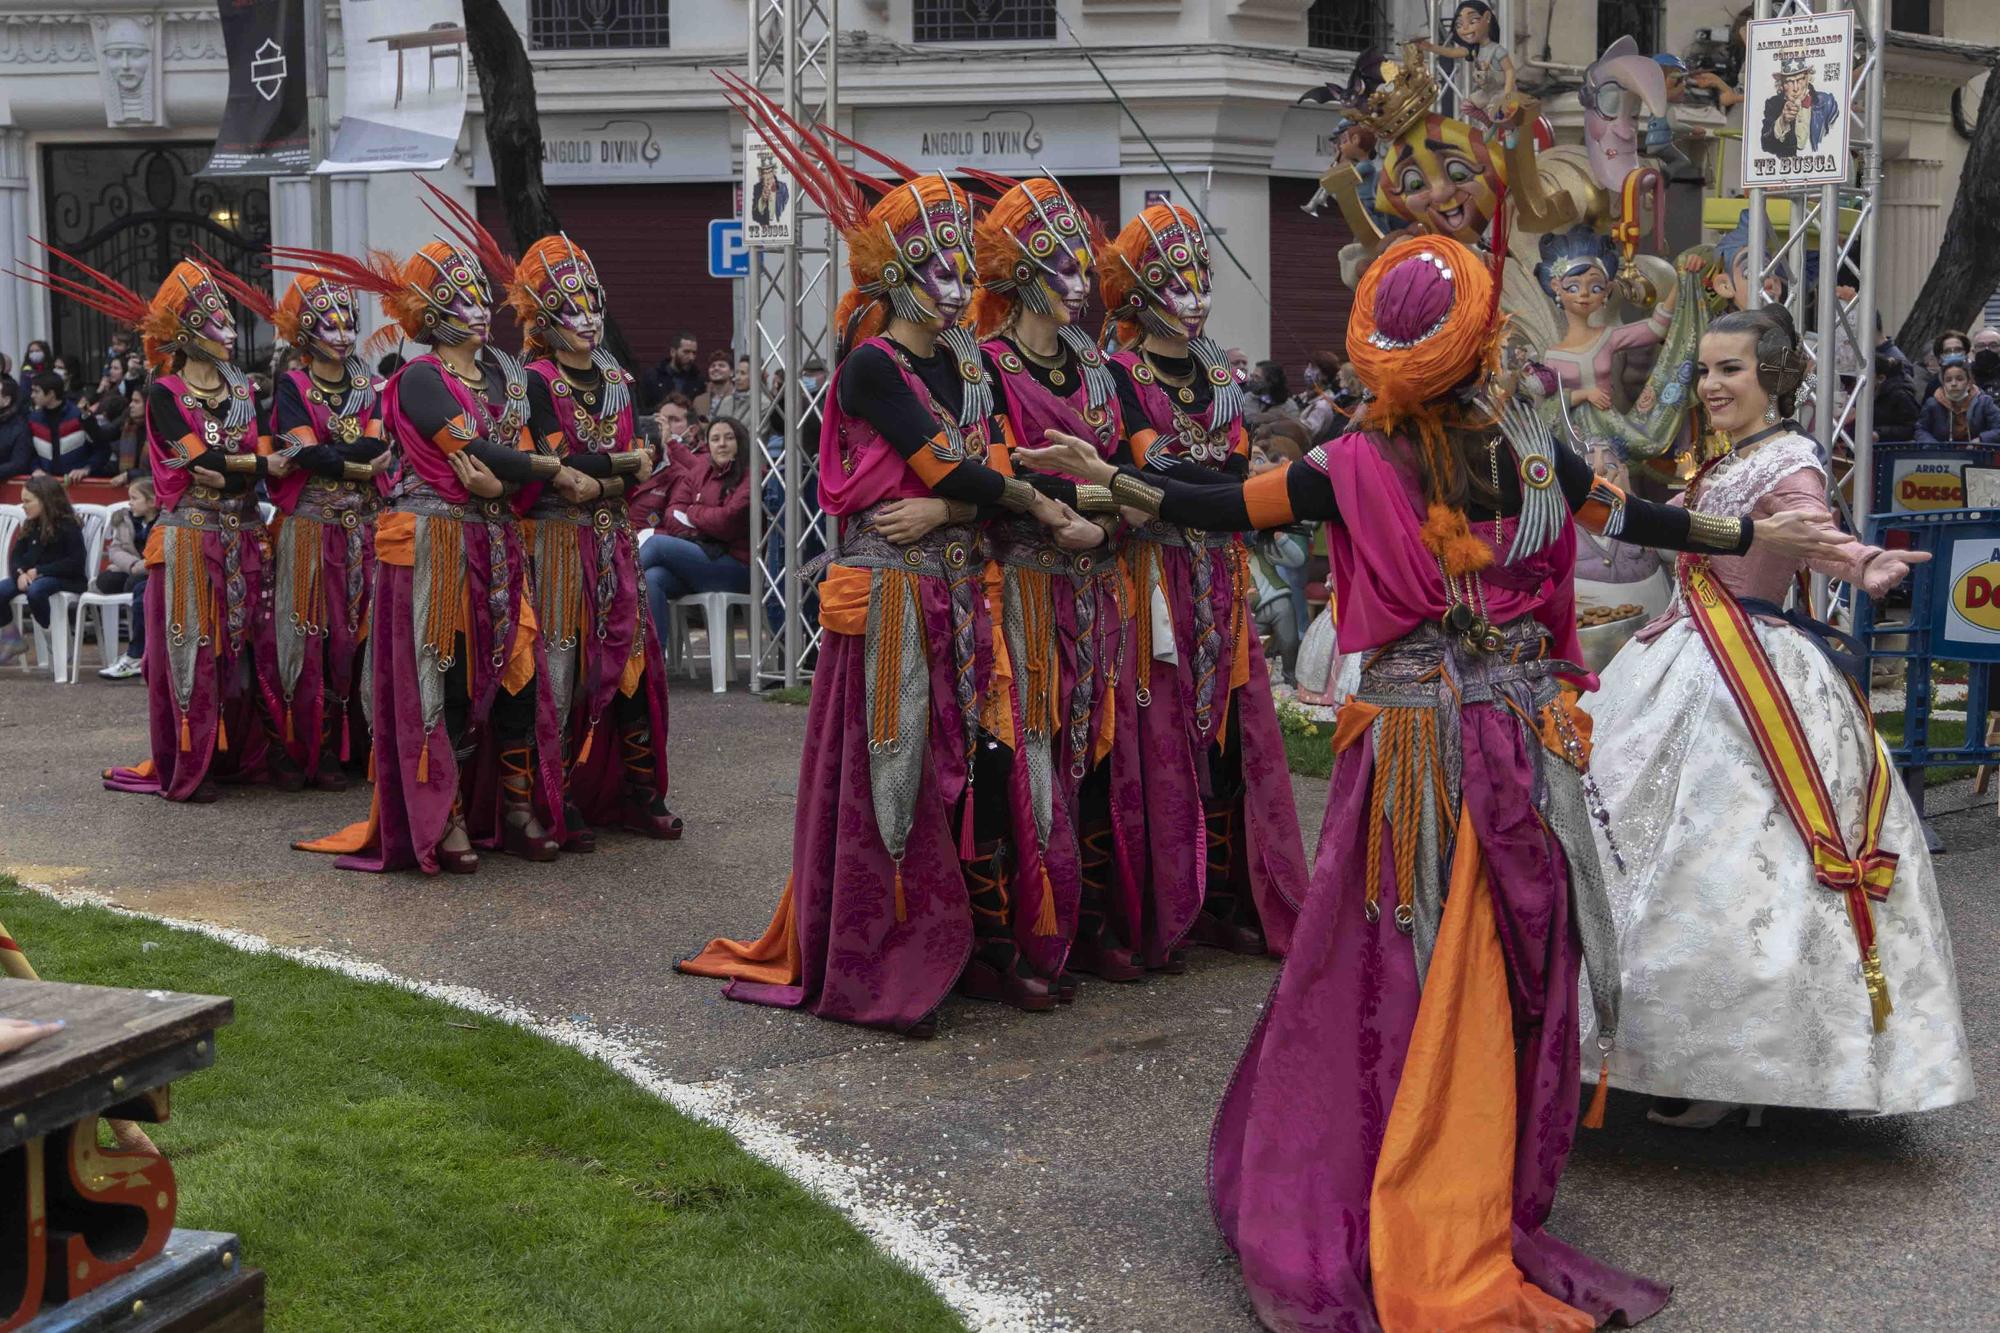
[1682,558,1896,1031]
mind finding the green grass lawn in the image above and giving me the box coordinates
[0,884,963,1333]
[761,685,813,708]
[1275,700,1334,780]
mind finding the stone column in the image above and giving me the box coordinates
[0,129,34,360]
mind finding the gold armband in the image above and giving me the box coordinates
[609,451,644,475]
[1109,470,1165,518]
[1687,512,1746,552]
[528,454,563,480]
[223,454,260,475]
[943,499,978,523]
[340,462,374,482]
[597,476,626,500]
[1073,483,1116,514]
[999,477,1038,513]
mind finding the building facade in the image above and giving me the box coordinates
[0,1,1993,375]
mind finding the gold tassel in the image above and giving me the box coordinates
[416,738,430,785]
[1863,947,1893,1033]
[179,713,191,753]
[892,858,907,924]
[1582,1056,1611,1130]
[1034,864,1059,936]
[216,714,228,752]
[575,722,594,767]
[285,706,296,744]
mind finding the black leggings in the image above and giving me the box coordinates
[441,657,535,755]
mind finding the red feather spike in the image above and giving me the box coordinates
[266,245,406,302]
[23,238,149,316]
[1486,182,1509,326]
[417,178,514,278]
[814,123,928,187]
[715,70,869,232]
[9,262,150,326]
[190,246,278,324]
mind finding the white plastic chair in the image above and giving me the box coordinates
[670,591,753,693]
[9,503,107,682]
[72,500,135,682]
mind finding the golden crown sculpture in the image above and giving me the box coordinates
[1344,43,1442,142]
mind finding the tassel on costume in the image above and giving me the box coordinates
[1034,864,1059,936]
[286,706,296,744]
[1419,503,1493,577]
[416,737,430,785]
[892,858,907,924]
[179,713,191,752]
[216,714,228,752]
[1582,1056,1611,1130]
[575,721,595,768]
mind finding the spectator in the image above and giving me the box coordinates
[1915,355,2000,443]
[646,333,704,409]
[1247,359,1289,414]
[1921,328,1971,399]
[692,346,738,422]
[117,353,147,401]
[102,331,133,381]
[637,415,754,638]
[0,379,29,480]
[27,373,99,481]
[1225,347,1251,383]
[1689,6,1750,112]
[1297,351,1352,443]
[735,355,752,397]
[376,352,406,378]
[16,339,51,399]
[1972,328,2000,396]
[0,474,88,664]
[1244,435,1312,684]
[95,475,157,679]
[48,355,79,398]
[653,393,699,469]
[110,392,148,480]
[1872,347,1920,442]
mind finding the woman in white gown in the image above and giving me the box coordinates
[1584,306,1974,1125]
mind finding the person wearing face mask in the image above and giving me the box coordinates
[1095,202,1308,962]
[509,236,679,849]
[684,83,1103,1035]
[13,249,293,802]
[1915,354,2000,443]
[1582,305,1971,1130]
[1296,351,1350,444]
[1970,328,2000,396]
[1921,327,1969,399]
[283,185,572,873]
[203,264,390,792]
[16,340,51,401]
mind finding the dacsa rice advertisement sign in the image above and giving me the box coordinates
[1889,457,1965,512]
[1944,538,2000,656]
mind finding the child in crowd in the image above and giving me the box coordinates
[95,476,158,680]
[1915,354,2000,443]
[0,474,88,664]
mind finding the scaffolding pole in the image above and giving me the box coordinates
[746,1,838,691]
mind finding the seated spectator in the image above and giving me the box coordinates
[652,393,700,468]
[692,347,738,422]
[1872,348,1920,442]
[638,415,754,640]
[48,355,80,398]
[1915,355,2000,443]
[1972,328,2000,396]
[15,340,51,400]
[109,391,148,482]
[0,378,29,480]
[0,474,88,664]
[27,373,100,481]
[94,476,157,679]
[1247,359,1290,414]
[1922,328,1970,399]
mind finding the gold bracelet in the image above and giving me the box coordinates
[341,462,373,482]
[609,451,643,475]
[1109,470,1165,518]
[1073,483,1117,514]
[1687,511,1745,552]
[528,454,562,480]
[598,476,625,500]
[999,477,1037,513]
[223,454,259,475]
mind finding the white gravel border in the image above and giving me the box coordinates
[10,878,1071,1333]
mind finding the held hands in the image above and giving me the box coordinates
[370,447,396,475]
[1034,497,1104,552]
[872,497,952,546]
[1014,430,1118,485]
[1861,548,1932,597]
[449,449,504,499]
[1751,508,1850,562]
[188,466,226,488]
[552,466,597,502]
[265,453,293,478]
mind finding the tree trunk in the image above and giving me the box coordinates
[460,0,637,373]
[1899,67,2000,357]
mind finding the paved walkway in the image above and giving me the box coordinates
[2,672,1994,1330]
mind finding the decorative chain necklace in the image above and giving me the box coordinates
[441,359,485,389]
[1143,348,1201,407]
[1434,440,1507,656]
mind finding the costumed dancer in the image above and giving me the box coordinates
[1099,204,1307,959]
[14,248,291,802]
[510,235,681,847]
[206,263,389,790]
[1582,306,1973,1126]
[286,187,568,873]
[1018,233,1851,1330]
[682,76,1101,1031]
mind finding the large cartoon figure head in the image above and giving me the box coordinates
[1377,113,1508,245]
[1579,36,1668,191]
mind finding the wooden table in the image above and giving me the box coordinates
[368,27,467,108]
[0,978,258,1331]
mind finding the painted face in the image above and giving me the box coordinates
[1125,217,1212,339]
[1552,264,1611,322]
[707,421,739,470]
[1380,116,1504,245]
[415,242,492,346]
[177,270,238,360]
[1008,189,1095,324]
[1697,330,1768,434]
[534,248,605,354]
[890,192,976,329]
[300,280,359,361]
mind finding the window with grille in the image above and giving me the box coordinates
[1307,0,1385,51]
[913,0,1055,43]
[529,0,670,52]
[1597,0,1663,53]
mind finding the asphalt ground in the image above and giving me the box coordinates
[2,664,1995,1332]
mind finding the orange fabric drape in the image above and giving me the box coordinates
[817,564,872,637]
[1367,806,1595,1333]
[678,875,802,986]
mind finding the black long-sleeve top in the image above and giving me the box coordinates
[147,382,257,495]
[8,519,88,591]
[395,358,542,484]
[836,339,1019,507]
[0,409,30,480]
[526,370,622,481]
[1124,435,1755,557]
[272,373,386,479]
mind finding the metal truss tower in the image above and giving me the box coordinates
[746,0,839,689]
[1746,0,1886,538]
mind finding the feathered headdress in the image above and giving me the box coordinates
[966,171,1104,337]
[10,242,234,372]
[1097,204,1243,427]
[507,233,630,422]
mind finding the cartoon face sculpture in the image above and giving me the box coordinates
[1377,113,1507,246]
[881,180,976,328]
[1580,36,1668,191]
[1121,209,1213,340]
[411,239,493,345]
